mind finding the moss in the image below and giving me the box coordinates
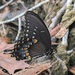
[61,10,75,28]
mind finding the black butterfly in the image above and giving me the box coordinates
[4,11,53,62]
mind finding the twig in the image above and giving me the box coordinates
[61,30,69,46]
[74,1,75,9]
[0,0,13,10]
[2,23,7,37]
[58,49,73,55]
[28,0,49,11]
[61,0,67,6]
[0,8,27,24]
[66,49,73,54]
[15,18,22,41]
[62,0,73,45]
[48,3,66,31]
[48,0,72,30]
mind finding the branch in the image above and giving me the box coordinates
[15,18,22,41]
[0,0,13,10]
[61,30,69,46]
[2,23,7,37]
[60,0,67,6]
[28,0,49,11]
[62,0,73,45]
[66,49,73,54]
[0,8,27,24]
[73,1,75,9]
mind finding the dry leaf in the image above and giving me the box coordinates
[0,37,29,74]
[0,69,8,75]
[0,37,10,43]
[0,41,14,52]
[55,27,68,38]
[0,54,29,74]
[14,60,58,75]
[0,7,9,21]
[50,25,61,37]
[69,67,75,74]
[13,63,51,75]
[51,42,59,45]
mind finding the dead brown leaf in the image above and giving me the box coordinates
[55,27,68,38]
[0,7,9,21]
[0,37,14,53]
[69,67,75,74]
[51,42,59,45]
[0,69,8,75]
[13,63,51,75]
[0,37,29,74]
[50,25,61,37]
[14,60,58,75]
[0,37,10,43]
[0,53,29,74]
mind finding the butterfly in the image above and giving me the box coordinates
[4,11,53,62]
